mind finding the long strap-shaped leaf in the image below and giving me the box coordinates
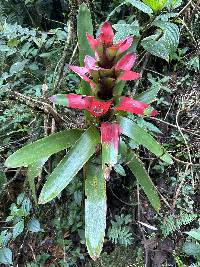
[27,157,49,204]
[77,3,94,66]
[127,151,160,212]
[118,116,173,164]
[5,129,83,168]
[85,161,106,260]
[134,86,161,104]
[39,126,100,204]
[77,3,94,96]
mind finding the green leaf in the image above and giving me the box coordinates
[28,218,42,233]
[141,21,180,61]
[127,151,160,211]
[113,81,126,96]
[13,220,24,239]
[77,3,94,96]
[134,86,161,103]
[85,162,106,260]
[22,196,32,216]
[77,3,94,66]
[165,0,182,9]
[142,0,167,12]
[126,0,153,14]
[136,118,162,134]
[114,164,126,176]
[113,21,140,43]
[5,129,83,168]
[10,60,28,75]
[141,34,169,61]
[183,242,200,258]
[27,158,48,203]
[153,20,180,53]
[0,231,12,247]
[0,172,7,187]
[185,228,200,241]
[0,248,13,265]
[155,12,178,21]
[118,116,173,164]
[38,126,100,204]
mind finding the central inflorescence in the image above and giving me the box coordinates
[50,21,158,180]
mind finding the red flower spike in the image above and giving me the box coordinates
[115,52,137,71]
[87,99,112,117]
[100,122,121,180]
[115,96,153,115]
[86,33,100,50]
[118,70,141,81]
[99,21,114,45]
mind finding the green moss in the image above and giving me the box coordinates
[86,246,144,267]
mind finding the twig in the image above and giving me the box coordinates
[157,190,171,209]
[137,184,149,267]
[172,108,195,210]
[171,155,200,167]
[177,0,193,17]
[109,187,137,207]
[172,166,189,211]
[175,109,194,184]
[0,168,22,196]
[0,133,38,151]
[53,20,74,93]
[132,53,150,96]
[144,68,166,77]
[180,18,197,46]
[28,244,37,263]
[16,230,29,267]
[69,42,78,66]
[150,117,200,137]
[42,84,49,137]
[6,89,68,125]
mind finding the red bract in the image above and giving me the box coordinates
[115,53,137,71]
[100,122,121,180]
[67,94,92,109]
[87,99,112,117]
[87,22,133,57]
[118,70,141,81]
[99,21,114,45]
[68,66,92,84]
[50,94,112,117]
[84,55,99,70]
[109,36,133,54]
[115,96,157,116]
[86,33,99,50]
[100,122,120,149]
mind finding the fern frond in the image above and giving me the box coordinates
[160,212,198,237]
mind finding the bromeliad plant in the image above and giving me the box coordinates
[5,5,173,260]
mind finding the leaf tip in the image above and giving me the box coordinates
[4,157,16,168]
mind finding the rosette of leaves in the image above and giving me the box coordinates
[5,4,173,260]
